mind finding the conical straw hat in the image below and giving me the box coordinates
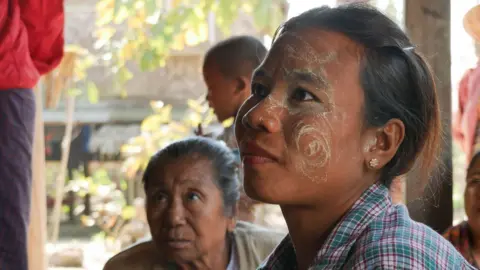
[464,4,480,42]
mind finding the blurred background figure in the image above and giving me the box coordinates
[444,147,480,268]
[104,137,284,270]
[445,4,480,268]
[202,36,268,223]
[0,0,64,269]
[453,4,480,164]
[203,35,267,149]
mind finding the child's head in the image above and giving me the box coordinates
[203,36,267,122]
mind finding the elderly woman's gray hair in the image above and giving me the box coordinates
[142,137,240,216]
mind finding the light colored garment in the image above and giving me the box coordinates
[103,221,285,270]
[453,64,480,162]
[260,183,475,269]
[226,235,239,270]
[218,125,238,149]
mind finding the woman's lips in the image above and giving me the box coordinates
[243,155,275,165]
[241,141,279,165]
[166,239,192,249]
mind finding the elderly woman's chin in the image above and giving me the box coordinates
[155,242,196,264]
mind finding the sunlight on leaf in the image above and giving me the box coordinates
[150,100,165,111]
[81,215,96,227]
[67,88,83,97]
[87,82,99,104]
[121,206,136,220]
[222,117,234,128]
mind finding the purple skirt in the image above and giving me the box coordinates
[0,89,35,270]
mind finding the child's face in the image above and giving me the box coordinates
[203,62,244,122]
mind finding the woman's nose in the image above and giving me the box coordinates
[166,198,186,227]
[242,96,284,134]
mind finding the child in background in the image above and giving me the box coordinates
[202,36,267,222]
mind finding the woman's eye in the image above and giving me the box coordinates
[291,87,316,102]
[251,82,269,98]
[186,192,200,202]
[154,193,167,202]
[469,178,480,184]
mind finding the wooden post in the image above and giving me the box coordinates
[28,86,47,270]
[404,0,452,233]
[50,94,76,242]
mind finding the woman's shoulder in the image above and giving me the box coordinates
[103,240,159,270]
[233,221,286,260]
[347,207,474,269]
[234,221,286,242]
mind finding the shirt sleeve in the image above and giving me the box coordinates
[19,0,65,75]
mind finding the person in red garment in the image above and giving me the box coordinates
[0,1,64,269]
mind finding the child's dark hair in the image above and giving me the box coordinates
[276,4,441,187]
[203,35,267,78]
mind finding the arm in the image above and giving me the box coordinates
[19,0,65,75]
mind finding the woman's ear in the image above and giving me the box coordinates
[235,76,249,93]
[362,119,405,170]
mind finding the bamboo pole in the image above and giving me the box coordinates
[50,94,76,242]
[27,85,47,270]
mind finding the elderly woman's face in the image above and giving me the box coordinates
[235,29,370,205]
[465,157,480,230]
[145,155,235,263]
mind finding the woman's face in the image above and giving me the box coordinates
[145,155,235,264]
[465,157,480,231]
[235,29,374,205]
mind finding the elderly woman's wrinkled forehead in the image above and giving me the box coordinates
[266,28,363,74]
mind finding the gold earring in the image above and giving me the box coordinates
[368,158,379,169]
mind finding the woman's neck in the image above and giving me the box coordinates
[281,183,371,270]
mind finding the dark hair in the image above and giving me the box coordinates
[468,152,480,173]
[142,137,240,216]
[203,35,267,78]
[276,4,440,187]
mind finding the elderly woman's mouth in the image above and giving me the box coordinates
[166,239,193,249]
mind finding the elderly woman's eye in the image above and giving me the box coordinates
[292,87,317,102]
[251,82,269,98]
[186,192,200,202]
[154,192,167,202]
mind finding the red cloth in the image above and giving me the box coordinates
[453,65,480,162]
[0,0,64,89]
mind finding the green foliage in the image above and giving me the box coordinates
[95,0,287,77]
[64,45,100,103]
[121,97,231,179]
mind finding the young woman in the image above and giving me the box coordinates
[235,4,474,269]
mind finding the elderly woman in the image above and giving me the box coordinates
[444,149,480,268]
[104,137,284,270]
[235,4,474,269]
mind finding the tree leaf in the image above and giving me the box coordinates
[222,117,234,128]
[67,88,83,97]
[87,81,100,104]
[121,206,136,220]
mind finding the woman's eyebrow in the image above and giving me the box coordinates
[468,171,480,178]
[284,68,330,90]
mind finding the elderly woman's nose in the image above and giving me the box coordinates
[242,97,284,133]
[166,198,186,226]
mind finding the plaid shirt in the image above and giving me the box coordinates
[259,183,475,269]
[443,221,479,268]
